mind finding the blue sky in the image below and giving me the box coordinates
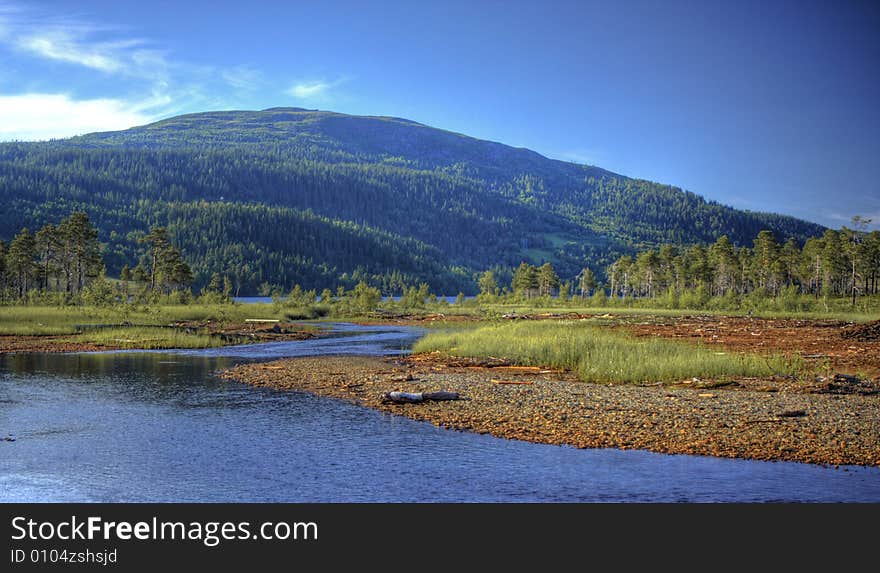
[0,0,877,229]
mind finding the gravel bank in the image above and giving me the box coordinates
[0,335,113,354]
[222,355,880,467]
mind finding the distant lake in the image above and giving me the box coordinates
[2,323,879,502]
[233,296,275,304]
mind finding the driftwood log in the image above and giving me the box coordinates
[381,391,461,404]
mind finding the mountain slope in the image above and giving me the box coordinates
[0,108,824,294]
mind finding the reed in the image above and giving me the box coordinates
[413,320,802,384]
[70,327,224,349]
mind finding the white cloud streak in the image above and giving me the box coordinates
[286,77,348,101]
[0,2,348,140]
[1,2,170,83]
[287,80,332,99]
[0,93,157,140]
[221,65,263,91]
[18,32,127,72]
[0,3,187,139]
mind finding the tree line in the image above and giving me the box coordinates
[0,213,193,304]
[4,211,876,312]
[475,220,880,309]
[602,220,879,305]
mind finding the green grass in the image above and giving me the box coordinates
[480,303,878,323]
[0,303,287,336]
[70,326,224,349]
[0,300,487,336]
[413,320,803,384]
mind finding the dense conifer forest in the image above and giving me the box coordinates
[0,108,826,294]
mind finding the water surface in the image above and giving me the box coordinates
[1,324,878,502]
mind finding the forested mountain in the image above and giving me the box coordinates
[0,108,825,294]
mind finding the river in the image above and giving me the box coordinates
[1,323,878,502]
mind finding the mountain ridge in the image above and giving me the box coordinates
[0,108,825,294]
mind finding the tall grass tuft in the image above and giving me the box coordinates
[413,320,802,384]
[0,303,285,336]
[70,327,224,349]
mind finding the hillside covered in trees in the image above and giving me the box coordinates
[0,108,826,294]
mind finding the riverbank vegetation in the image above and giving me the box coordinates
[413,320,802,384]
[2,211,878,317]
[69,326,224,350]
[1,211,878,355]
[477,223,880,313]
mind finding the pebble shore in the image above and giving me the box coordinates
[222,355,880,467]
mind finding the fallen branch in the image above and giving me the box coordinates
[381,391,461,404]
[491,379,534,385]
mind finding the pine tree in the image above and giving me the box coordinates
[511,262,538,298]
[6,228,37,298]
[607,255,634,298]
[578,267,597,297]
[478,270,498,299]
[821,230,846,296]
[841,217,872,306]
[120,264,132,298]
[558,281,571,301]
[139,227,193,293]
[57,212,102,294]
[779,237,801,290]
[537,263,560,297]
[140,227,172,292]
[751,230,780,294]
[636,250,660,298]
[35,224,60,292]
[709,235,737,296]
[0,240,7,293]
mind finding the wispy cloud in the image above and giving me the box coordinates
[0,2,165,79]
[287,80,332,99]
[0,2,349,140]
[286,77,348,101]
[0,93,159,140]
[18,31,131,73]
[221,65,263,91]
[0,2,197,139]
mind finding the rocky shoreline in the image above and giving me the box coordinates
[0,335,113,354]
[221,354,880,467]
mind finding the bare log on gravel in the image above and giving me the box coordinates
[381,391,461,403]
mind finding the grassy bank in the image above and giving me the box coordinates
[1,297,876,338]
[480,303,878,323]
[0,303,285,336]
[413,320,803,384]
[69,326,224,349]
